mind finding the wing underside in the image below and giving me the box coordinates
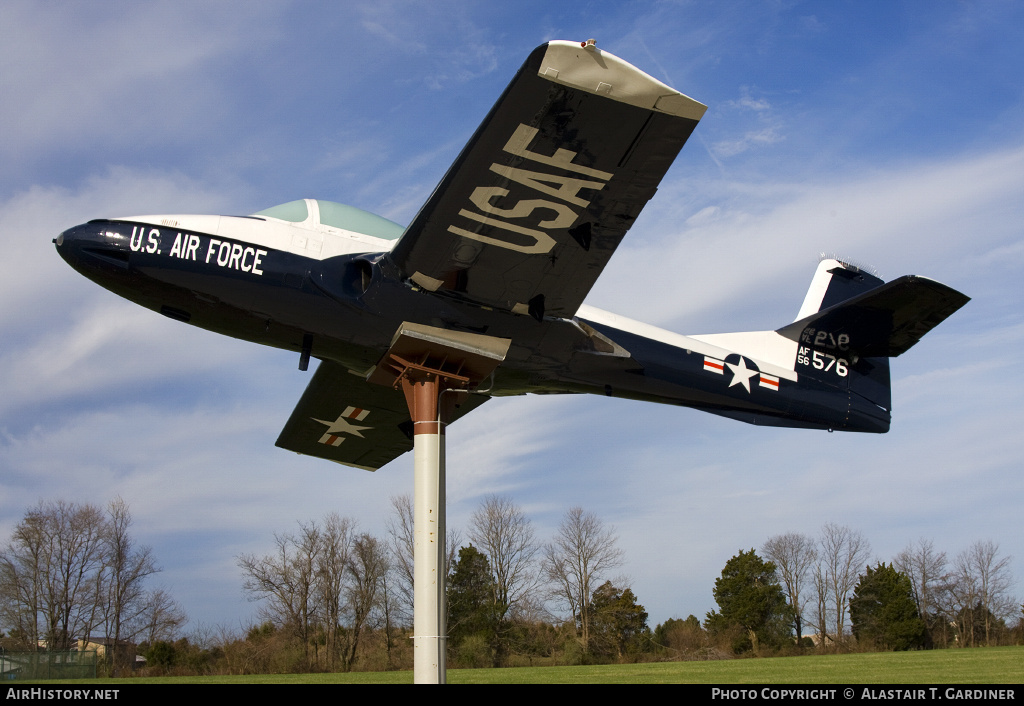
[276,359,488,471]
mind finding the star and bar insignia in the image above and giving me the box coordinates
[313,406,372,447]
[703,355,779,393]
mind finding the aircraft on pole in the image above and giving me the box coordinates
[55,39,969,472]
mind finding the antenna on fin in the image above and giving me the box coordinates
[819,252,879,278]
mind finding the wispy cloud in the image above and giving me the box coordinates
[710,87,784,157]
[0,2,284,171]
[588,143,1024,333]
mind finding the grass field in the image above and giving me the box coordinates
[27,646,1024,684]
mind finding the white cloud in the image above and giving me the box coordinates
[0,167,250,424]
[730,89,772,113]
[586,142,1024,334]
[713,126,784,157]
[0,2,285,165]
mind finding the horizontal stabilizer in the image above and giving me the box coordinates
[777,275,970,358]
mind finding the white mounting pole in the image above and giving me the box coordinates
[406,377,447,684]
[369,323,510,685]
[412,422,446,683]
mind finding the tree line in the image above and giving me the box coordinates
[129,510,1024,673]
[702,525,1021,656]
[3,498,1020,677]
[0,498,186,675]
[228,507,1021,674]
[231,495,636,672]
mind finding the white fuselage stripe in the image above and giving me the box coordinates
[576,304,799,381]
[113,213,397,261]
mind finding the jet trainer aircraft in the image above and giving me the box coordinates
[55,40,969,471]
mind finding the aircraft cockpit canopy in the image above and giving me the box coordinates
[253,199,405,240]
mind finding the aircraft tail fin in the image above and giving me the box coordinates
[793,257,884,320]
[777,258,969,413]
[778,259,970,359]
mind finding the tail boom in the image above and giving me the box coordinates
[567,259,967,434]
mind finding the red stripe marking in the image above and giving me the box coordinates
[705,361,724,371]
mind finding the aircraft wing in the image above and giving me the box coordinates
[276,359,488,470]
[384,40,706,320]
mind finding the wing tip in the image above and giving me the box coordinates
[536,40,707,120]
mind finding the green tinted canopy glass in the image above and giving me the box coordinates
[253,199,309,223]
[316,201,404,240]
[253,199,405,240]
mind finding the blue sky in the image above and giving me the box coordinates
[2,1,1022,633]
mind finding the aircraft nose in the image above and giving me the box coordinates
[54,221,131,274]
[53,225,79,258]
[53,223,84,264]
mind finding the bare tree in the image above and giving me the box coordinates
[100,498,158,674]
[385,495,415,624]
[469,495,539,616]
[135,588,187,645]
[238,514,401,669]
[378,562,400,669]
[894,537,949,639]
[946,559,980,647]
[762,532,817,644]
[237,520,323,662]
[817,523,870,645]
[468,495,540,665]
[951,540,1014,646]
[810,561,831,647]
[1,515,44,645]
[315,513,353,668]
[385,493,460,625]
[0,501,109,649]
[2,499,177,657]
[341,533,388,670]
[543,507,623,654]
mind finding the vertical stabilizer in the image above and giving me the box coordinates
[790,257,892,415]
[783,258,968,418]
[795,257,884,320]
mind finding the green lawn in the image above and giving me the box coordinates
[27,646,1024,684]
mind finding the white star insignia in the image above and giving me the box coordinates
[726,357,758,393]
[312,414,372,438]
